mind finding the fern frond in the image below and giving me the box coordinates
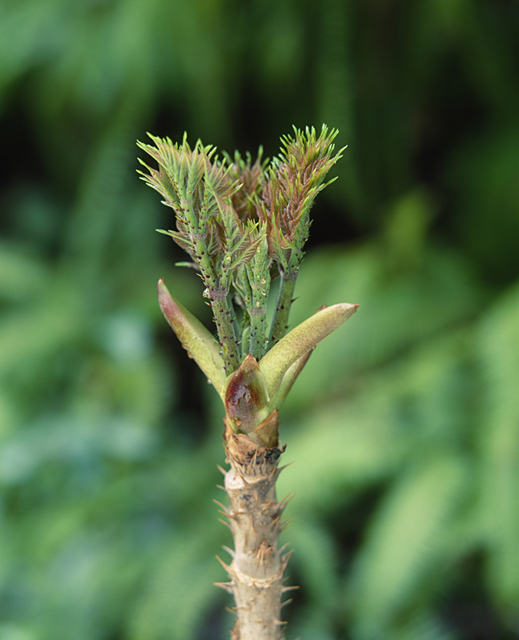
[347,455,469,638]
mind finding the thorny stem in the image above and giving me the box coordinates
[268,271,297,347]
[249,304,268,360]
[207,286,240,374]
[218,423,295,640]
[139,125,352,640]
[195,242,241,374]
[246,244,270,360]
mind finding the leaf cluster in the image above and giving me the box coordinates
[138,126,343,366]
[261,126,344,273]
[138,134,257,286]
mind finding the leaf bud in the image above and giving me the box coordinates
[224,354,270,435]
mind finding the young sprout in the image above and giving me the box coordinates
[138,125,357,640]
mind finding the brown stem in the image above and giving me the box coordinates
[218,420,295,640]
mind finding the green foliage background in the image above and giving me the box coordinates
[1,1,518,639]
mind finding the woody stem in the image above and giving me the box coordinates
[218,426,294,640]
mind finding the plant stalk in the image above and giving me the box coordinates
[268,270,297,347]
[218,422,294,640]
[207,286,240,373]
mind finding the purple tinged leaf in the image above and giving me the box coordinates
[224,354,270,434]
[157,279,226,396]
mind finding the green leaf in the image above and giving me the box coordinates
[259,302,358,400]
[477,283,519,609]
[270,349,313,411]
[348,455,469,638]
[157,279,226,397]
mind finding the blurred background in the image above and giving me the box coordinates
[1,0,518,639]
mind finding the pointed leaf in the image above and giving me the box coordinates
[259,302,358,399]
[157,279,226,396]
[271,349,313,410]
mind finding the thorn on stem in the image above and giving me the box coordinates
[273,619,288,626]
[261,499,274,515]
[282,585,299,593]
[277,492,294,513]
[238,473,251,487]
[282,549,294,569]
[281,518,294,532]
[214,581,235,594]
[275,461,294,479]
[279,542,291,555]
[215,555,231,573]
[218,517,232,530]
